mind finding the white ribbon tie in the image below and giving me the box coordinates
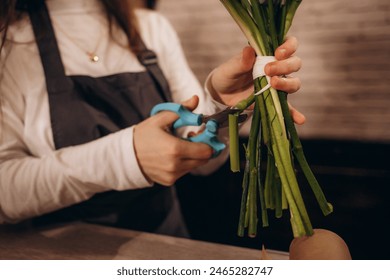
[252,56,276,95]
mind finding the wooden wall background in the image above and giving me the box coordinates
[157,0,390,142]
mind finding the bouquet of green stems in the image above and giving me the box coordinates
[220,0,333,238]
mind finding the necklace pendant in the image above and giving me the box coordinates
[87,52,99,63]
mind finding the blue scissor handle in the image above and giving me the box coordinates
[150,103,226,157]
[150,102,202,129]
[188,120,226,157]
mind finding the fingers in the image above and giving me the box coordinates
[154,158,210,186]
[156,141,212,186]
[174,139,214,160]
[181,95,199,111]
[218,46,255,79]
[275,36,298,60]
[264,36,302,92]
[133,121,213,186]
[240,46,256,72]
[265,55,302,76]
[288,103,306,125]
[147,138,213,186]
[150,94,213,160]
[270,75,301,93]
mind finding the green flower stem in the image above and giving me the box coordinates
[247,100,261,237]
[285,0,302,35]
[256,127,269,227]
[282,180,288,209]
[241,0,252,13]
[262,86,313,236]
[250,0,271,55]
[222,0,330,238]
[248,169,258,237]
[267,0,280,53]
[264,152,275,209]
[265,0,314,235]
[255,78,274,212]
[234,92,256,111]
[261,88,300,224]
[237,155,250,237]
[271,139,304,235]
[290,210,299,238]
[258,175,269,226]
[274,171,283,218]
[256,78,271,146]
[220,0,264,55]
[278,2,287,43]
[229,114,240,172]
[278,91,333,215]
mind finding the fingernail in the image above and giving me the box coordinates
[275,76,285,87]
[265,64,275,74]
[277,48,286,58]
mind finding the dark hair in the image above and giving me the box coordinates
[0,0,18,52]
[0,0,142,54]
[146,0,157,9]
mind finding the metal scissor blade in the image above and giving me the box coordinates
[218,113,248,128]
[203,107,248,128]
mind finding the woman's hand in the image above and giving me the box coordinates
[210,36,305,124]
[133,96,213,186]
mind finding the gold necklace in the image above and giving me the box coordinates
[86,51,100,63]
[52,19,106,63]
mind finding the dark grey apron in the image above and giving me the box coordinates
[27,2,188,237]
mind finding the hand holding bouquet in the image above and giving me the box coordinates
[218,0,333,238]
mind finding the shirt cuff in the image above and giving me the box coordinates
[119,127,153,189]
[204,70,229,111]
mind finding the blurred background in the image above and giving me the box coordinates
[138,0,390,259]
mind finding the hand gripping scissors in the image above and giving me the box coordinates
[151,102,247,157]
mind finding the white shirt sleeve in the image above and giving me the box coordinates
[0,66,152,223]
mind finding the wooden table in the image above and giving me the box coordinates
[0,223,289,260]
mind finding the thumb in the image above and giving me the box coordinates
[153,95,200,128]
[240,46,256,72]
[153,110,180,128]
[224,46,255,76]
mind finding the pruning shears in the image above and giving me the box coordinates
[150,102,248,157]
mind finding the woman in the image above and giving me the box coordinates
[0,0,303,236]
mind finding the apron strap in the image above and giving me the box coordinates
[136,41,172,102]
[28,1,73,93]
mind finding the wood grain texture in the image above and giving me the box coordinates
[0,223,289,260]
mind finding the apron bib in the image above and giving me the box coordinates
[28,2,188,237]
